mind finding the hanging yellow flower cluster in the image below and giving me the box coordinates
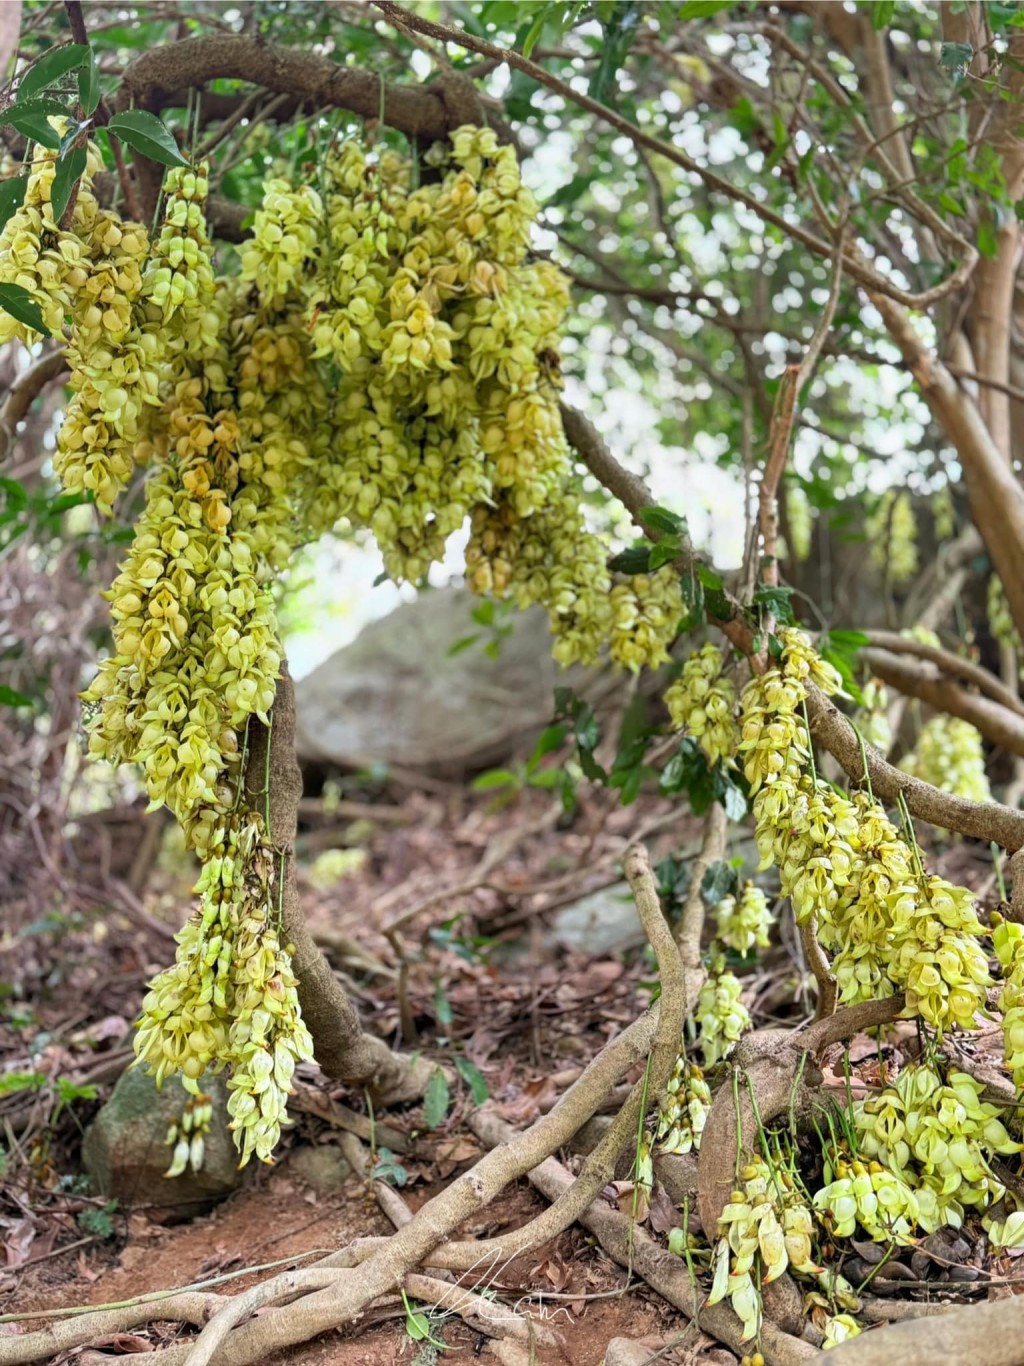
[664,641,738,766]
[738,628,991,1033]
[135,808,314,1166]
[1,127,695,1163]
[867,489,918,586]
[707,1159,821,1342]
[836,1062,1021,1236]
[900,715,991,805]
[655,1056,711,1154]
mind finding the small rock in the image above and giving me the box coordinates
[82,1067,243,1224]
[288,1144,351,1195]
[544,882,643,956]
[603,1340,656,1366]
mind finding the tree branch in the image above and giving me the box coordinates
[0,350,69,464]
[805,682,1024,849]
[863,630,1024,716]
[869,286,1024,647]
[560,404,1024,846]
[119,34,481,140]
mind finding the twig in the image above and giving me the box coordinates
[799,916,837,1020]
[756,237,845,596]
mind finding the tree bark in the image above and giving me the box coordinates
[242,666,434,1103]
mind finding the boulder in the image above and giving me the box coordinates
[293,587,625,778]
[82,1067,243,1223]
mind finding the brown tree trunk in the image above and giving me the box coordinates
[242,665,435,1103]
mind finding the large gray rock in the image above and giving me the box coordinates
[293,587,625,778]
[82,1067,243,1223]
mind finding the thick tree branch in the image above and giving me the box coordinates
[869,287,1024,647]
[861,647,1024,757]
[805,683,1024,849]
[863,630,1024,716]
[119,35,481,139]
[0,350,69,464]
[242,668,434,1104]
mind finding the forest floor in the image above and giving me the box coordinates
[0,776,1014,1364]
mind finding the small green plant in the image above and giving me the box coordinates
[401,1288,446,1350]
[77,1200,119,1238]
[448,597,516,659]
[370,1147,408,1187]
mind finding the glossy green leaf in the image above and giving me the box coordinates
[423,1067,450,1130]
[0,175,30,232]
[18,44,90,102]
[78,49,101,116]
[106,110,188,167]
[50,143,87,224]
[3,97,69,150]
[0,283,48,336]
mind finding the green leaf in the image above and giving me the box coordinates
[696,562,724,590]
[0,1071,45,1096]
[0,685,33,708]
[752,583,796,624]
[18,44,90,101]
[2,97,68,149]
[679,0,731,15]
[978,216,1000,258]
[49,143,86,224]
[454,1055,489,1104]
[639,505,686,536]
[608,543,652,574]
[573,703,599,752]
[447,633,480,656]
[701,859,736,904]
[59,118,90,161]
[471,767,518,792]
[526,723,568,775]
[870,0,896,29]
[423,1067,450,1130]
[0,283,48,336]
[649,540,681,570]
[0,175,29,231]
[434,981,453,1028]
[939,41,973,76]
[78,49,101,116]
[106,110,188,167]
[0,476,28,512]
[721,780,747,821]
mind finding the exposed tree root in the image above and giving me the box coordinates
[0,845,689,1366]
[825,1294,1024,1365]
